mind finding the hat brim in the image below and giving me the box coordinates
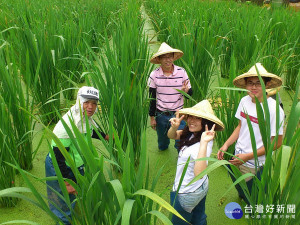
[233,73,282,89]
[80,94,99,100]
[266,86,281,97]
[150,50,183,64]
[178,109,224,131]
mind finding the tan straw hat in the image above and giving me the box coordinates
[150,42,183,64]
[266,86,281,97]
[178,100,224,131]
[233,63,282,89]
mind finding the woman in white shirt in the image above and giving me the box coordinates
[168,100,224,225]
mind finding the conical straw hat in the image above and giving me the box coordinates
[178,100,224,131]
[266,86,281,97]
[150,42,183,64]
[233,63,282,89]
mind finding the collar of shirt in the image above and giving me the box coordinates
[158,64,179,77]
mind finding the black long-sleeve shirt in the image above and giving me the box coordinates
[52,130,106,179]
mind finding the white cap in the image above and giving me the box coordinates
[77,86,99,100]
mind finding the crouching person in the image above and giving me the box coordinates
[45,86,107,225]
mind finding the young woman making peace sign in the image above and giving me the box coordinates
[167,100,224,225]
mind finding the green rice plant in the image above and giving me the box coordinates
[145,0,300,92]
[0,0,124,124]
[214,53,243,159]
[285,42,299,91]
[239,71,300,224]
[217,34,233,79]
[173,19,217,102]
[0,104,185,224]
[0,42,35,171]
[82,0,152,163]
[9,24,62,125]
[283,10,300,91]
[0,97,18,207]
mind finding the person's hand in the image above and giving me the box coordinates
[181,80,190,93]
[229,153,250,166]
[150,116,156,130]
[64,181,77,195]
[169,112,185,130]
[104,134,114,140]
[200,124,216,143]
[217,144,228,160]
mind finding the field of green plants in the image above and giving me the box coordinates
[0,0,299,224]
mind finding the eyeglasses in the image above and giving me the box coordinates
[246,82,261,87]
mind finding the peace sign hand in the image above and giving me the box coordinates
[201,124,216,143]
[169,112,185,130]
[181,80,190,93]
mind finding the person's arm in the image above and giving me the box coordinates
[182,70,192,95]
[53,146,70,178]
[183,87,193,99]
[217,121,241,160]
[194,125,215,176]
[168,113,185,140]
[229,135,283,165]
[92,129,109,140]
[53,146,77,194]
[149,87,157,130]
[168,128,183,140]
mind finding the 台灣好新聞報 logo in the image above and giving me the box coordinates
[225,202,243,219]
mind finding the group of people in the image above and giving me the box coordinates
[45,42,285,225]
[148,43,284,224]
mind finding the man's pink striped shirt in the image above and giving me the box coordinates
[148,65,191,112]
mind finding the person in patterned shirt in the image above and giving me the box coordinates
[148,42,193,151]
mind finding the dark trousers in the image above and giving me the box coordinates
[155,111,185,151]
[170,192,207,225]
[227,164,263,205]
[45,154,84,225]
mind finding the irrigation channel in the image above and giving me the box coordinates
[0,2,298,225]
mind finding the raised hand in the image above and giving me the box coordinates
[217,144,228,160]
[201,124,216,143]
[169,112,185,130]
[181,80,190,93]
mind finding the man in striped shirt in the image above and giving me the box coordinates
[148,42,192,151]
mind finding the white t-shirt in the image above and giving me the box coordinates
[235,95,284,168]
[173,140,213,193]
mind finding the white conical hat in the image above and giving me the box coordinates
[179,100,224,131]
[233,63,282,89]
[150,42,183,64]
